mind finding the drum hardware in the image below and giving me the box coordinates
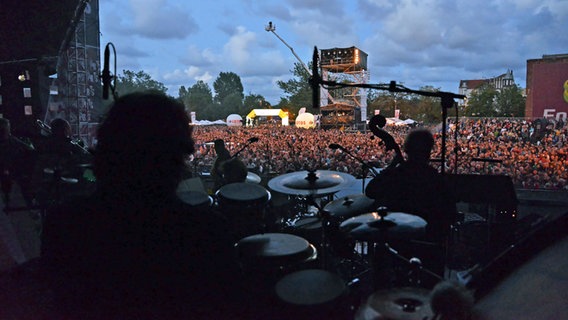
[328,143,379,193]
[268,170,355,243]
[339,209,444,290]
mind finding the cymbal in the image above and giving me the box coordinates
[324,194,375,220]
[340,212,427,241]
[355,287,432,320]
[268,170,355,196]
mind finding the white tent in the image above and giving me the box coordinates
[295,112,316,129]
[226,114,243,127]
[386,117,404,126]
[191,119,227,126]
[246,109,289,126]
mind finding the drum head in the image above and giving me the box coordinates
[217,182,269,203]
[275,269,346,305]
[177,191,212,207]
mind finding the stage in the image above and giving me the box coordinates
[0,176,567,319]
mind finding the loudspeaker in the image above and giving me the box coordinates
[445,174,518,223]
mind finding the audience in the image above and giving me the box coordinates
[190,118,567,190]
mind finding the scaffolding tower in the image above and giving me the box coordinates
[319,47,369,127]
[46,0,101,147]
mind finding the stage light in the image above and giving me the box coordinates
[17,70,30,81]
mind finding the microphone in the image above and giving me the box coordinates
[232,137,259,158]
[102,44,111,100]
[310,46,320,109]
[329,143,379,177]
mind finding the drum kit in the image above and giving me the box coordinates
[181,169,446,319]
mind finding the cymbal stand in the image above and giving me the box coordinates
[302,192,330,268]
[383,243,443,287]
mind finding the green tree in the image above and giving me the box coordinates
[115,70,168,97]
[211,72,244,120]
[466,83,498,117]
[276,62,314,118]
[221,92,245,118]
[213,72,244,105]
[410,86,447,124]
[495,84,526,117]
[243,93,270,115]
[183,81,214,119]
[366,90,408,119]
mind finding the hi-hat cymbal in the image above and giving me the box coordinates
[340,212,427,241]
[268,170,355,196]
[355,287,433,320]
[324,194,375,221]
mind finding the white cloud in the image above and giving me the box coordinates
[99,0,567,99]
[223,26,257,69]
[128,0,198,39]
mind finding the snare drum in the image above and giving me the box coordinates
[235,233,317,294]
[216,182,271,238]
[235,233,317,272]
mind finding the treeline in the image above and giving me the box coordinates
[111,64,525,123]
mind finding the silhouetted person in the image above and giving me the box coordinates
[41,92,247,319]
[33,118,92,206]
[365,128,457,282]
[211,139,249,188]
[221,157,248,184]
[0,118,35,207]
[211,138,231,190]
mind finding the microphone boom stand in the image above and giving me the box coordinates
[332,146,379,193]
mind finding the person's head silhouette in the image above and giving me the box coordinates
[50,118,71,139]
[403,128,434,163]
[94,91,194,194]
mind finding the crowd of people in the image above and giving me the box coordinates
[190,117,568,190]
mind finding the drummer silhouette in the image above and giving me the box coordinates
[41,92,248,319]
[365,128,457,285]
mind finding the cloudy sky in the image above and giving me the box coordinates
[98,0,568,105]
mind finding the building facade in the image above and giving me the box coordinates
[458,69,515,106]
[525,54,568,122]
